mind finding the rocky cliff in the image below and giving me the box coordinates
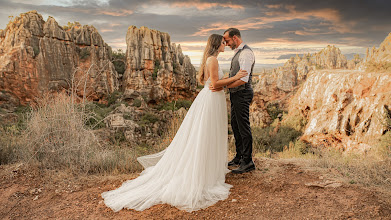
[250,45,352,127]
[122,26,197,104]
[0,11,119,109]
[290,69,391,151]
[365,33,391,71]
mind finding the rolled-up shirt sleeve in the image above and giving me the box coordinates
[238,49,255,83]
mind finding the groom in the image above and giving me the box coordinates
[223,28,255,174]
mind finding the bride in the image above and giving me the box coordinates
[101,34,248,212]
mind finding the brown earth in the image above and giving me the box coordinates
[1,158,391,220]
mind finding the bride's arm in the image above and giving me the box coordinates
[208,57,247,89]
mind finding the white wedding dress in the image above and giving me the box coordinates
[101,59,232,212]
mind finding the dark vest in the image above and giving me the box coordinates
[229,45,255,93]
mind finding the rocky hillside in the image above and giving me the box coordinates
[250,45,359,127]
[0,11,119,109]
[291,70,391,150]
[122,26,197,104]
[365,33,391,71]
[285,34,391,151]
[0,11,197,109]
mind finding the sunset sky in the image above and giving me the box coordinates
[1,0,391,69]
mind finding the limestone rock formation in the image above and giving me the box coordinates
[313,45,347,69]
[290,70,391,150]
[122,26,197,104]
[251,45,363,127]
[0,11,119,109]
[347,54,363,70]
[364,33,391,71]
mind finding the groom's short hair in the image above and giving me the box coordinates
[224,28,241,38]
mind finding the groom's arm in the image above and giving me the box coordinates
[227,79,246,89]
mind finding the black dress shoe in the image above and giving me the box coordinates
[231,161,255,174]
[228,158,241,167]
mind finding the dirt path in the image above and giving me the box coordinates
[1,158,390,219]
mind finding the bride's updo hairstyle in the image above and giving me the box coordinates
[198,34,223,85]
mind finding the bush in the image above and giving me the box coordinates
[111,49,126,75]
[133,99,142,107]
[0,93,146,174]
[281,110,307,132]
[106,91,123,107]
[153,59,160,80]
[16,94,101,173]
[33,45,40,58]
[109,130,127,146]
[141,113,160,125]
[156,99,193,111]
[366,61,391,72]
[252,125,302,154]
[0,126,21,165]
[84,102,116,129]
[79,48,90,60]
[266,102,285,122]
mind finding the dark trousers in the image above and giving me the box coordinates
[230,89,253,164]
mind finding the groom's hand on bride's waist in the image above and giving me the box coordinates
[209,84,224,92]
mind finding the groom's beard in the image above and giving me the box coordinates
[230,42,237,50]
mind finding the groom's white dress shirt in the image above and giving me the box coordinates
[234,42,255,83]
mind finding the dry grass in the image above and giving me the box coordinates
[274,129,391,189]
[0,93,142,175]
[21,93,142,174]
[152,109,185,153]
[308,148,391,189]
[250,109,391,190]
[1,93,187,176]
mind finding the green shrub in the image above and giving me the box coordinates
[79,48,90,60]
[141,113,160,124]
[109,130,127,146]
[157,99,193,111]
[111,49,126,75]
[281,110,307,132]
[266,102,285,122]
[0,126,21,165]
[106,91,123,107]
[33,45,40,58]
[133,99,142,107]
[153,59,160,80]
[252,125,302,153]
[62,21,80,31]
[84,102,115,129]
[366,61,391,72]
[152,72,158,80]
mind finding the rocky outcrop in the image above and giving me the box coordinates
[313,45,347,69]
[347,54,363,70]
[256,46,349,95]
[365,33,391,71]
[0,11,118,109]
[250,45,358,126]
[122,26,197,104]
[290,70,391,151]
[103,103,185,145]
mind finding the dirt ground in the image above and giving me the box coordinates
[1,158,391,220]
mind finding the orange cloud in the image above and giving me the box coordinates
[109,23,122,27]
[97,9,133,16]
[171,1,244,10]
[192,5,358,36]
[100,29,114,33]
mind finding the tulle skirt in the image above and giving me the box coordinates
[101,87,232,212]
